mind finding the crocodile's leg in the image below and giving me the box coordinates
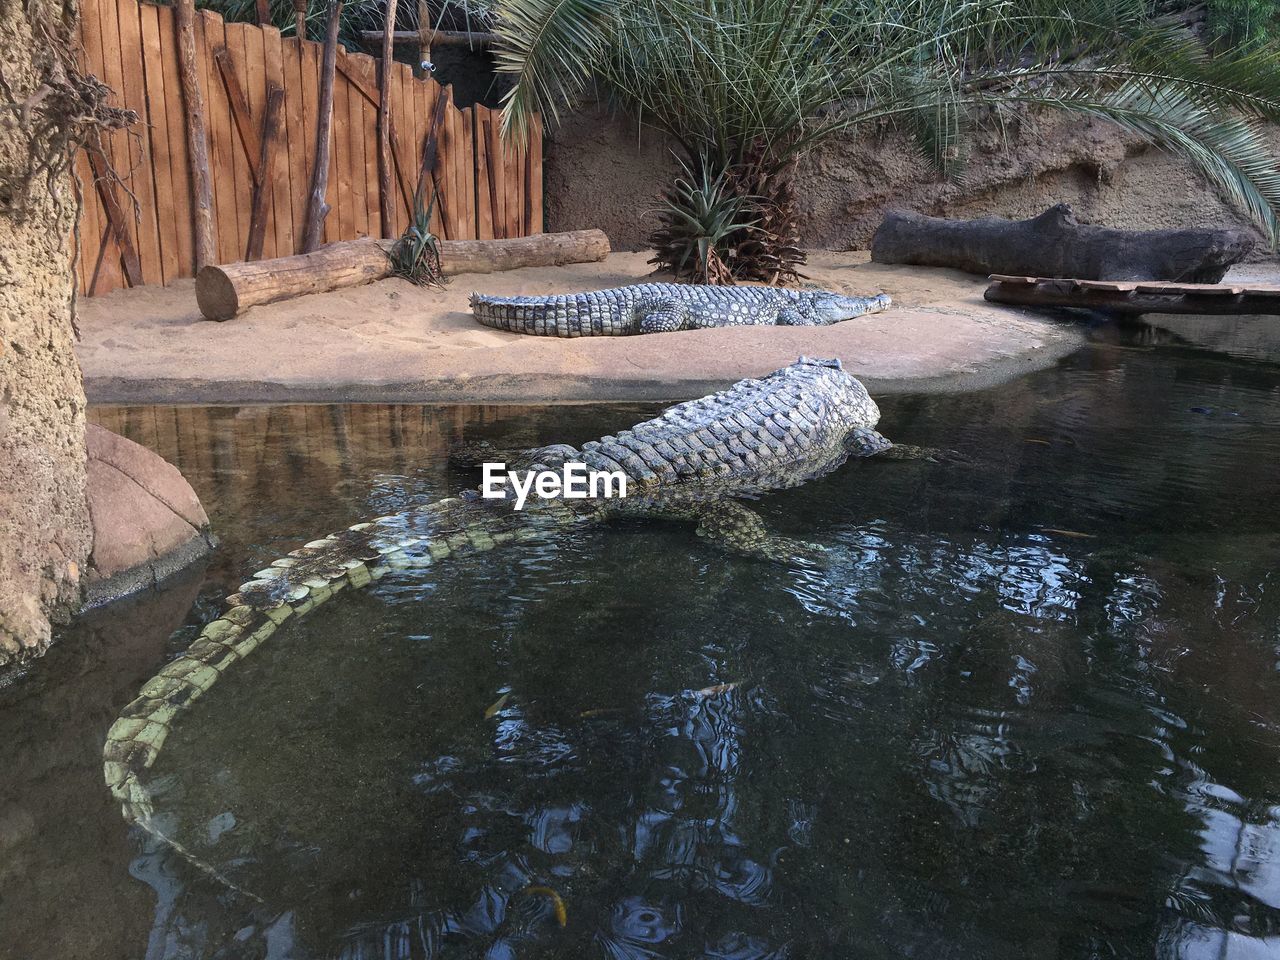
[874,442,971,463]
[847,426,895,456]
[845,427,967,463]
[635,296,691,334]
[776,306,820,327]
[694,499,828,564]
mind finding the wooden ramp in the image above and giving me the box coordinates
[985,275,1280,315]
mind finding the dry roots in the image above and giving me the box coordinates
[0,3,136,222]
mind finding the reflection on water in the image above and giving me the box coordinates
[3,317,1280,959]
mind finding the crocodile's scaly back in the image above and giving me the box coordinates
[525,357,881,504]
[470,283,891,336]
[102,359,889,887]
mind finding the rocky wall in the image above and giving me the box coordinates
[0,1,94,667]
[543,104,1260,253]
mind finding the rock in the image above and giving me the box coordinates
[84,424,215,605]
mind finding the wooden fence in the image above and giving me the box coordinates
[76,0,542,297]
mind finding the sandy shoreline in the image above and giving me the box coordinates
[76,251,1085,405]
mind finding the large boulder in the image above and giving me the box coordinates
[83,424,214,605]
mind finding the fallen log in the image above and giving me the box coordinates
[195,228,611,320]
[870,204,1254,283]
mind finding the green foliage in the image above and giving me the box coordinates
[194,0,489,46]
[1205,0,1280,47]
[489,0,620,137]
[194,0,380,46]
[491,0,1280,271]
[389,186,445,286]
[648,158,759,284]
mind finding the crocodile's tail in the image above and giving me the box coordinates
[103,495,583,890]
[470,292,626,337]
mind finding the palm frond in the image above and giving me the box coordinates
[492,0,620,138]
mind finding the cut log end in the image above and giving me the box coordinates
[195,266,240,321]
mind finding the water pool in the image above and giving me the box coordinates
[3,315,1280,959]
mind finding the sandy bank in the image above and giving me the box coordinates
[76,251,1084,404]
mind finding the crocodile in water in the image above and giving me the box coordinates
[101,358,898,889]
[470,282,892,336]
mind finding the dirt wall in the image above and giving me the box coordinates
[543,105,1258,253]
[0,1,93,668]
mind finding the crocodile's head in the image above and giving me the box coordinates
[802,291,893,324]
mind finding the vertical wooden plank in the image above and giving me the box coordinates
[341,51,366,238]
[298,38,331,245]
[461,106,476,239]
[333,49,355,240]
[359,57,381,239]
[93,0,130,288]
[156,2,195,279]
[281,34,307,253]
[112,0,164,284]
[263,26,294,259]
[528,112,543,234]
[428,81,446,238]
[77,0,118,294]
[73,153,99,294]
[485,109,506,239]
[458,103,473,239]
[138,3,179,284]
[227,23,260,258]
[322,42,338,244]
[472,105,493,240]
[392,61,414,235]
[200,11,240,265]
[444,99,462,240]
[437,95,454,239]
[417,75,442,237]
[504,129,521,239]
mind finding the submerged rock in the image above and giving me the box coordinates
[84,424,214,606]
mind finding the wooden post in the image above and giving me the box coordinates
[301,0,342,252]
[417,0,431,68]
[378,0,399,238]
[87,132,144,287]
[246,86,285,260]
[174,0,216,271]
[294,0,308,37]
[256,0,271,24]
[213,46,262,167]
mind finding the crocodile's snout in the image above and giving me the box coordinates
[812,292,892,323]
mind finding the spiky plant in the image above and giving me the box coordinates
[648,158,760,284]
[389,184,445,286]
[491,0,1280,283]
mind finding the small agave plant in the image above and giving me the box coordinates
[648,158,759,286]
[389,182,445,287]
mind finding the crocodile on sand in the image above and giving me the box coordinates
[101,357,904,886]
[470,282,892,336]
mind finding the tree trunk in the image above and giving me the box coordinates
[377,0,399,239]
[175,0,216,271]
[870,204,1255,283]
[196,228,612,319]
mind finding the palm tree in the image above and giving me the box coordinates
[490,0,1280,283]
